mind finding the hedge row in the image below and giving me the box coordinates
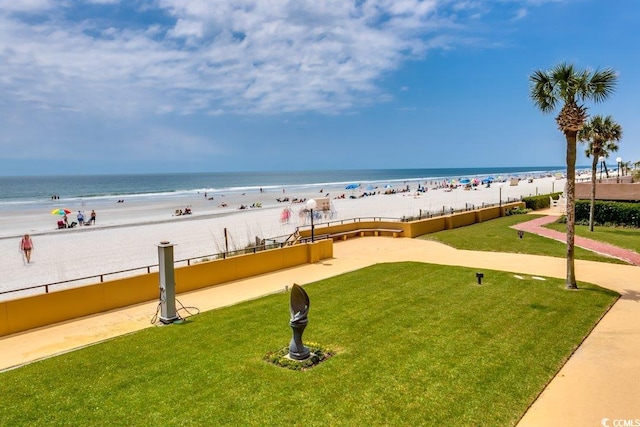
[575,200,640,227]
[522,192,564,210]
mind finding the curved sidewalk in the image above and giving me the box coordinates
[1,237,639,426]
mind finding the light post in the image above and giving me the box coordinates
[616,157,622,183]
[306,199,317,242]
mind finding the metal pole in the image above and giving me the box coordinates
[600,161,603,181]
[310,209,315,242]
[158,241,178,324]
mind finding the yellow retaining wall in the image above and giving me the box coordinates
[300,202,523,239]
[0,239,332,337]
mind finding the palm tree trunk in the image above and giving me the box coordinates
[589,155,598,232]
[565,132,578,289]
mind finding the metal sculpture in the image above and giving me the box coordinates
[288,284,310,360]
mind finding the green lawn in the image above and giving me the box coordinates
[0,263,618,426]
[545,220,640,253]
[421,214,628,264]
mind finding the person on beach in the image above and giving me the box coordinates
[62,213,69,227]
[77,211,84,226]
[20,234,33,263]
[90,210,96,224]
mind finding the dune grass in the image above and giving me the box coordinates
[0,262,617,426]
[545,220,640,253]
[421,214,628,264]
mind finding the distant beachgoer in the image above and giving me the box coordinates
[90,210,96,224]
[20,234,33,263]
[77,211,85,226]
[63,213,69,227]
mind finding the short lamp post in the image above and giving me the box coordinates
[616,157,622,183]
[306,199,317,242]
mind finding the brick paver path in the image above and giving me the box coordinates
[512,215,640,265]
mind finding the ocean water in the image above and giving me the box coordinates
[0,167,564,212]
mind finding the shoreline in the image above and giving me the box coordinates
[1,175,567,299]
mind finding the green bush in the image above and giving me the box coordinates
[575,200,640,227]
[505,207,531,216]
[523,192,563,210]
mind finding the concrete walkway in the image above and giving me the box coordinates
[1,229,639,426]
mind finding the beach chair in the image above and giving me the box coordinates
[549,196,559,209]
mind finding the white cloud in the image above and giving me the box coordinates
[513,8,528,20]
[0,0,542,122]
[0,0,54,12]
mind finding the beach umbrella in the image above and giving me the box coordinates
[366,184,375,191]
[384,184,393,189]
[51,208,71,216]
[345,183,359,190]
[459,178,471,185]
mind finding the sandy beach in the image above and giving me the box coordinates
[0,175,566,300]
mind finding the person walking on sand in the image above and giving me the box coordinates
[90,209,96,224]
[20,234,33,263]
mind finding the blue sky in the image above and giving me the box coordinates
[1,0,638,176]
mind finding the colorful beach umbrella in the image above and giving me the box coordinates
[51,208,71,215]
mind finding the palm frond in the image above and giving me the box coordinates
[577,114,623,159]
[588,68,617,103]
[529,69,557,112]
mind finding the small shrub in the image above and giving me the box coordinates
[523,192,563,210]
[505,207,531,216]
[264,342,335,371]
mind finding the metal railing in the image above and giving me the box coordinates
[295,199,520,234]
[0,233,295,299]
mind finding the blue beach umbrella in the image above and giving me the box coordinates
[459,178,471,185]
[345,183,359,190]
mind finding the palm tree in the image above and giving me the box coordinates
[529,63,617,289]
[578,115,623,231]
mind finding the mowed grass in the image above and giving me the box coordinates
[0,263,617,426]
[545,220,640,253]
[421,214,628,264]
